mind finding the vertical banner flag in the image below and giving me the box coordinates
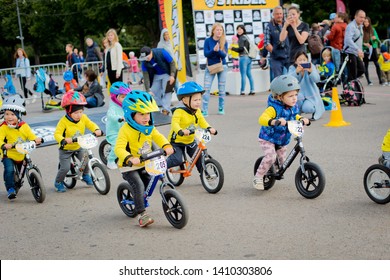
[158,0,187,83]
[336,0,346,13]
[191,0,280,68]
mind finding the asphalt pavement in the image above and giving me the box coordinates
[0,67,389,260]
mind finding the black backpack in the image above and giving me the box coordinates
[307,34,324,56]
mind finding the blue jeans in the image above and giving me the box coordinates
[270,58,289,79]
[2,158,19,191]
[151,73,172,112]
[239,56,254,93]
[203,65,227,112]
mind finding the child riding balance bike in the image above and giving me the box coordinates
[165,81,224,194]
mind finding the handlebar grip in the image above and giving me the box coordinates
[178,130,184,137]
[118,118,124,123]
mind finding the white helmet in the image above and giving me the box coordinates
[270,75,300,97]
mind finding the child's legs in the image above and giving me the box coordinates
[233,58,239,69]
[301,99,316,114]
[122,170,148,214]
[106,137,118,163]
[55,150,75,182]
[75,148,90,175]
[255,139,277,177]
[131,72,137,82]
[384,70,390,83]
[383,152,390,169]
[275,146,288,167]
[2,158,16,191]
[166,144,185,169]
[185,142,203,174]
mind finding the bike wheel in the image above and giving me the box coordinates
[166,164,185,186]
[61,163,77,189]
[295,162,325,199]
[91,162,111,195]
[200,158,224,193]
[253,156,276,190]
[162,189,188,229]
[117,182,137,218]
[98,139,111,165]
[363,164,390,204]
[29,169,46,203]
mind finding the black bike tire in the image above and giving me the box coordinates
[91,162,111,195]
[295,162,325,199]
[200,158,224,194]
[363,164,390,204]
[98,139,111,165]
[166,164,185,186]
[29,169,46,203]
[253,156,276,190]
[117,182,138,218]
[162,189,189,229]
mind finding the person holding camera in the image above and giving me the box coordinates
[264,6,290,79]
[279,6,309,66]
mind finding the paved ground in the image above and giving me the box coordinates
[0,67,389,260]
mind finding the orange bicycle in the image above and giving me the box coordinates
[166,127,224,194]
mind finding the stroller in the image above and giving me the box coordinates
[317,46,365,106]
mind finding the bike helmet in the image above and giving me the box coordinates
[270,75,300,97]
[63,70,73,82]
[61,90,87,113]
[1,94,26,115]
[176,81,205,101]
[110,82,132,106]
[122,90,158,135]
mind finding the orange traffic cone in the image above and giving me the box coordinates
[324,87,351,127]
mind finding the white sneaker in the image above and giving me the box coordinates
[107,161,118,170]
[253,176,264,190]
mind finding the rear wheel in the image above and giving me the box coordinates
[253,156,276,190]
[295,162,325,199]
[98,139,111,165]
[91,162,110,195]
[363,164,390,204]
[29,169,46,203]
[200,158,224,193]
[61,162,77,189]
[166,164,185,186]
[162,189,188,229]
[117,182,137,218]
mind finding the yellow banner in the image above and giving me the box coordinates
[160,0,186,83]
[193,0,280,10]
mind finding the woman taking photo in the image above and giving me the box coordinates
[105,28,124,83]
[279,6,310,66]
[230,24,255,96]
[203,23,228,116]
[14,48,33,99]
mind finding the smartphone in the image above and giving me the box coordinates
[300,63,311,69]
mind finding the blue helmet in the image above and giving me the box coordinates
[176,81,205,101]
[63,71,73,81]
[122,90,159,135]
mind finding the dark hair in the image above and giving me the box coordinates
[294,50,308,62]
[236,24,246,34]
[85,69,97,82]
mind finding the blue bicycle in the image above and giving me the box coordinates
[117,149,189,229]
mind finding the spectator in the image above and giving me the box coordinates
[139,46,176,115]
[264,6,290,79]
[280,6,310,66]
[14,48,33,99]
[343,10,366,82]
[76,69,105,108]
[65,43,79,83]
[308,23,323,65]
[85,38,103,62]
[378,44,390,86]
[104,28,124,83]
[203,23,228,116]
[325,12,348,50]
[128,51,143,85]
[362,16,384,86]
[318,20,331,39]
[230,24,255,95]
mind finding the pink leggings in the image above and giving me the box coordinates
[255,139,287,177]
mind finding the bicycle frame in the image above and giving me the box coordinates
[69,149,103,180]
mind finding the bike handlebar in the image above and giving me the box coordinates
[178,128,218,136]
[125,149,167,167]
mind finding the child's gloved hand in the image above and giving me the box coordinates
[164,146,174,156]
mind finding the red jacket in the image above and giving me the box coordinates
[326,22,347,50]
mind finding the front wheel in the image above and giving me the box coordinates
[162,189,188,229]
[91,162,111,195]
[363,164,390,204]
[200,158,224,193]
[28,169,46,203]
[253,156,276,190]
[117,182,137,218]
[166,164,185,186]
[98,139,111,165]
[295,162,325,199]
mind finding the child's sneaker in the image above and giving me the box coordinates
[7,188,17,200]
[54,181,66,192]
[253,176,264,190]
[138,212,154,227]
[82,174,94,186]
[107,161,118,170]
[202,110,208,117]
[218,108,225,115]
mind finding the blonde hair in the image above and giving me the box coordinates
[211,23,226,53]
[106,28,119,46]
[14,48,28,59]
[322,48,331,59]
